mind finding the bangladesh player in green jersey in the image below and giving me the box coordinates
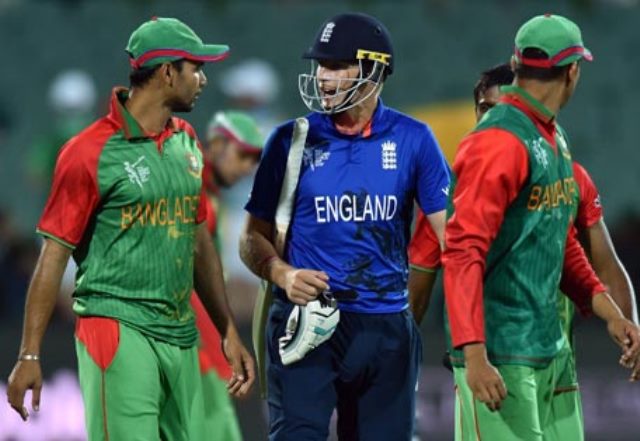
[191,110,264,441]
[472,63,638,440]
[442,14,640,441]
[6,17,254,441]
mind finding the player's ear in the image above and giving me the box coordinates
[161,62,174,87]
[567,61,580,85]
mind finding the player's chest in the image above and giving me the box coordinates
[97,137,203,206]
[297,137,412,198]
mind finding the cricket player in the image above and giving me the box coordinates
[410,61,639,439]
[191,110,264,441]
[442,14,640,440]
[6,17,254,441]
[239,12,450,440]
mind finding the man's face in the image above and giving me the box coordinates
[207,137,260,188]
[315,60,371,112]
[168,60,207,113]
[475,85,502,122]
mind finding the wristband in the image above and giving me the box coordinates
[19,354,40,362]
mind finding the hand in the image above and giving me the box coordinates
[607,317,640,380]
[464,344,507,411]
[222,330,255,398]
[284,269,329,305]
[7,359,42,421]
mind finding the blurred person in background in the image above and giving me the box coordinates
[240,12,449,440]
[28,69,97,191]
[217,58,283,294]
[192,110,264,441]
[6,17,254,440]
[443,14,640,441]
[219,58,282,135]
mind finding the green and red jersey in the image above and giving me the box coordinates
[38,88,207,347]
[442,86,605,367]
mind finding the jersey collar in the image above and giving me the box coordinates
[321,98,389,139]
[108,87,178,140]
[500,85,558,146]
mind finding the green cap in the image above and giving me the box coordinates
[127,17,229,69]
[514,14,593,68]
[208,111,264,154]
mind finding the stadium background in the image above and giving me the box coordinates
[1,0,639,439]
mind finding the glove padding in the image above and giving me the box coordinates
[279,295,340,365]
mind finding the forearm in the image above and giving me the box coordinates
[193,225,236,338]
[239,215,293,289]
[592,292,625,323]
[587,221,638,323]
[408,267,437,324]
[20,239,71,356]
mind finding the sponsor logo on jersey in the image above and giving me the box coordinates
[320,22,335,43]
[527,177,576,211]
[303,146,331,171]
[124,156,150,188]
[314,194,397,223]
[186,153,202,178]
[531,138,549,169]
[381,140,397,170]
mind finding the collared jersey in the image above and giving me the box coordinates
[38,88,207,347]
[246,101,450,313]
[442,87,605,367]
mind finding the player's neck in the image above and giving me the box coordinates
[125,88,173,135]
[515,79,565,117]
[332,95,378,136]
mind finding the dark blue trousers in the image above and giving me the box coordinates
[266,300,422,441]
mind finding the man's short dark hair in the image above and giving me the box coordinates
[129,59,185,88]
[473,64,514,105]
[514,48,572,82]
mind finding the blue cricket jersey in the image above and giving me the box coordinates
[245,100,450,313]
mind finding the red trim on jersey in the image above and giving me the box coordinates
[573,162,602,229]
[191,294,233,379]
[409,209,441,269]
[75,317,120,371]
[203,195,217,235]
[37,118,115,247]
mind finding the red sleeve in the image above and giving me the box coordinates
[37,122,109,248]
[176,118,208,225]
[442,129,529,348]
[560,225,607,315]
[409,209,441,270]
[573,162,602,229]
